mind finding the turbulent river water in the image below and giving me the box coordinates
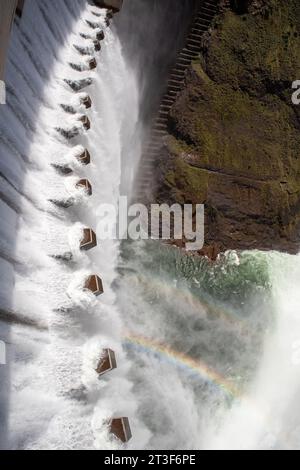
[0,0,299,450]
[118,242,300,450]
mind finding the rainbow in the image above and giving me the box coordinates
[123,334,242,400]
[124,334,296,449]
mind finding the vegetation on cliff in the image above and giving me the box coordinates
[157,0,300,257]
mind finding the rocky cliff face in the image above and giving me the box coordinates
[156,0,300,258]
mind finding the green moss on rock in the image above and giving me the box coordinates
[157,0,300,256]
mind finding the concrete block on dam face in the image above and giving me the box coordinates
[80,228,97,251]
[109,418,132,443]
[78,115,91,131]
[76,179,93,196]
[80,95,92,109]
[93,0,123,12]
[93,40,101,52]
[76,149,91,165]
[84,275,104,297]
[96,30,105,41]
[89,58,97,70]
[96,349,117,376]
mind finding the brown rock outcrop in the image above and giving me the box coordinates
[155,0,300,257]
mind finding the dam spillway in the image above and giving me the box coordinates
[0,0,137,449]
[1,0,300,452]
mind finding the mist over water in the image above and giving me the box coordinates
[0,0,300,451]
[116,0,197,197]
[0,0,147,450]
[204,253,300,450]
[116,242,270,449]
[116,242,300,450]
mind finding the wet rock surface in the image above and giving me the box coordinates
[156,0,300,257]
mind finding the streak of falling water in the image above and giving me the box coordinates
[2,0,300,452]
[203,253,300,450]
[0,0,150,450]
[116,241,300,450]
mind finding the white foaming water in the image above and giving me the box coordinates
[0,0,150,450]
[115,243,300,450]
[203,253,300,450]
[1,0,300,452]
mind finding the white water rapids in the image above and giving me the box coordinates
[0,0,300,451]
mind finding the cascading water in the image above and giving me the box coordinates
[203,253,300,450]
[116,242,271,449]
[117,243,300,450]
[1,0,300,452]
[0,0,150,450]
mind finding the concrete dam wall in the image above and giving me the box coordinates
[0,0,18,101]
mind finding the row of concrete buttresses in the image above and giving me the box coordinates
[0,0,132,446]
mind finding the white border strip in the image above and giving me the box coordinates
[0,340,6,365]
[0,80,6,104]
